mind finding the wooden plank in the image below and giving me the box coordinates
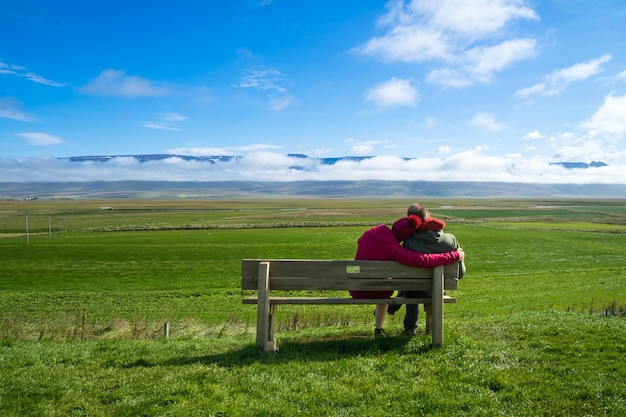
[241,276,458,291]
[242,259,460,279]
[243,296,457,305]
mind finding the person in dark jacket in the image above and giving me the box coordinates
[350,215,464,337]
[388,203,466,335]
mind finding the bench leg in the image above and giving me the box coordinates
[431,265,444,348]
[256,261,277,352]
[424,303,432,333]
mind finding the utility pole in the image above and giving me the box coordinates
[25,212,30,245]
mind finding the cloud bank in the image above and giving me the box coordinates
[1,150,623,184]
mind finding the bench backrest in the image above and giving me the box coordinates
[241,259,459,292]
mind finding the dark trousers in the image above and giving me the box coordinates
[389,291,429,331]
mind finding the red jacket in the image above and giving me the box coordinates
[354,224,460,267]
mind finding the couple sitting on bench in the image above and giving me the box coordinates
[349,204,466,337]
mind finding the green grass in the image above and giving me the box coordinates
[2,313,625,416]
[1,198,626,416]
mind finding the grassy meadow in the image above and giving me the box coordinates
[1,197,626,416]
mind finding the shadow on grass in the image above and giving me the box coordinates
[124,333,429,369]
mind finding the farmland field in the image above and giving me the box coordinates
[1,197,626,416]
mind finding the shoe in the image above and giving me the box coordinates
[403,327,417,336]
[374,328,387,338]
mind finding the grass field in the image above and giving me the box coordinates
[1,198,626,416]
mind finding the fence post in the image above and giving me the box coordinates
[25,212,29,246]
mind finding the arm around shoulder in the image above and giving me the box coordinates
[394,246,461,268]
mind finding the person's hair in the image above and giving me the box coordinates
[407,203,430,220]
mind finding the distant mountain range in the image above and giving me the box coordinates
[66,153,396,168]
[1,154,622,199]
[66,153,608,170]
[549,161,608,169]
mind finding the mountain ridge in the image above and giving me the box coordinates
[65,153,607,170]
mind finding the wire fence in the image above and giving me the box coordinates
[0,210,76,241]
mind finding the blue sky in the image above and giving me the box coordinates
[2,0,626,183]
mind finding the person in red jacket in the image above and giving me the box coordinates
[350,215,464,337]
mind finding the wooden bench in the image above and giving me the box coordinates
[242,259,460,352]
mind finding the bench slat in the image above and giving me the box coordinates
[243,296,457,305]
[242,277,458,291]
[242,259,459,279]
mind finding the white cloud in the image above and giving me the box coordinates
[0,61,65,87]
[168,144,283,156]
[376,0,538,42]
[236,48,256,60]
[0,97,37,122]
[23,72,66,87]
[239,66,287,92]
[160,112,187,122]
[581,93,626,137]
[514,83,546,98]
[142,112,187,131]
[429,38,538,87]
[0,62,23,72]
[551,136,618,163]
[355,0,539,87]
[549,54,611,84]
[140,122,182,131]
[365,78,417,108]
[78,69,168,98]
[167,147,234,156]
[270,95,295,112]
[471,112,506,131]
[539,94,626,165]
[16,132,65,146]
[350,140,383,155]
[355,25,452,63]
[406,0,538,37]
[464,39,537,82]
[522,130,544,140]
[234,144,285,152]
[515,55,612,98]
[2,149,623,184]
[426,68,473,88]
[310,147,333,156]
